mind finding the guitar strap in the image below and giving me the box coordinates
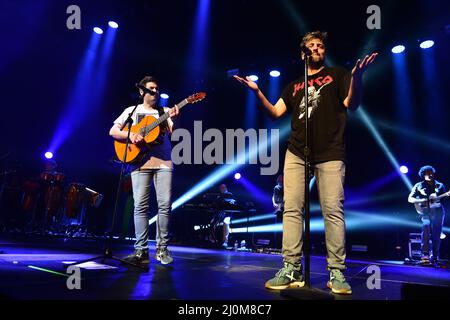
[149,106,168,146]
[157,106,168,132]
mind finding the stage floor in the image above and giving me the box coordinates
[1,235,449,300]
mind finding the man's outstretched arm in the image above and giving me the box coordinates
[234,75,287,119]
[344,52,378,111]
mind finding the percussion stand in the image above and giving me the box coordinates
[39,177,58,236]
[64,97,148,270]
[77,201,95,238]
[77,203,89,237]
[29,191,42,234]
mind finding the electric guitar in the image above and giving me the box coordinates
[114,92,206,163]
[414,190,450,215]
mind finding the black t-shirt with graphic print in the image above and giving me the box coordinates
[281,66,351,164]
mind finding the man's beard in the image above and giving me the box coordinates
[309,56,324,69]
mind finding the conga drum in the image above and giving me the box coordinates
[65,183,86,219]
[54,172,65,183]
[44,183,63,218]
[21,179,42,213]
[40,171,54,183]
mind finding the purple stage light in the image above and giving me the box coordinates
[234,173,241,180]
[44,152,53,159]
[160,93,169,99]
[248,75,258,82]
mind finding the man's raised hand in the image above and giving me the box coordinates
[352,52,378,78]
[233,75,259,92]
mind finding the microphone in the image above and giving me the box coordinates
[135,83,156,96]
[301,45,313,57]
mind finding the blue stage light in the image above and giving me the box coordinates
[248,75,259,82]
[269,70,281,78]
[44,152,53,159]
[160,93,169,99]
[108,21,119,29]
[93,27,103,35]
[234,173,241,180]
[419,40,434,49]
[391,45,405,54]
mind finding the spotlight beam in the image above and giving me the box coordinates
[172,123,290,210]
[183,0,210,90]
[356,115,450,152]
[231,210,450,234]
[148,119,292,226]
[356,107,413,190]
[49,33,101,153]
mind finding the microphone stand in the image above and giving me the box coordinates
[64,94,148,270]
[281,54,334,299]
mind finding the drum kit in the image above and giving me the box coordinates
[18,171,104,237]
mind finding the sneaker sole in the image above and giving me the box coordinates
[327,281,352,295]
[265,281,305,290]
[155,256,173,265]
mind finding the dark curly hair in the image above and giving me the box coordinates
[418,165,435,179]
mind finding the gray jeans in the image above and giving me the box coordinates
[283,149,346,270]
[131,168,172,250]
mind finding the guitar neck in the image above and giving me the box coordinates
[437,192,450,200]
[144,99,188,132]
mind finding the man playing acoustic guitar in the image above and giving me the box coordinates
[109,76,179,265]
[408,165,448,264]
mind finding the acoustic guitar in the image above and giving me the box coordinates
[114,92,206,163]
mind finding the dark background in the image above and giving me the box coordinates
[0,0,449,259]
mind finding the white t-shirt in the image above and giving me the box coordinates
[114,104,172,170]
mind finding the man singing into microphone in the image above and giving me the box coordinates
[235,31,377,294]
[109,76,179,265]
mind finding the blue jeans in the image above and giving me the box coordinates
[131,168,172,250]
[283,149,346,270]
